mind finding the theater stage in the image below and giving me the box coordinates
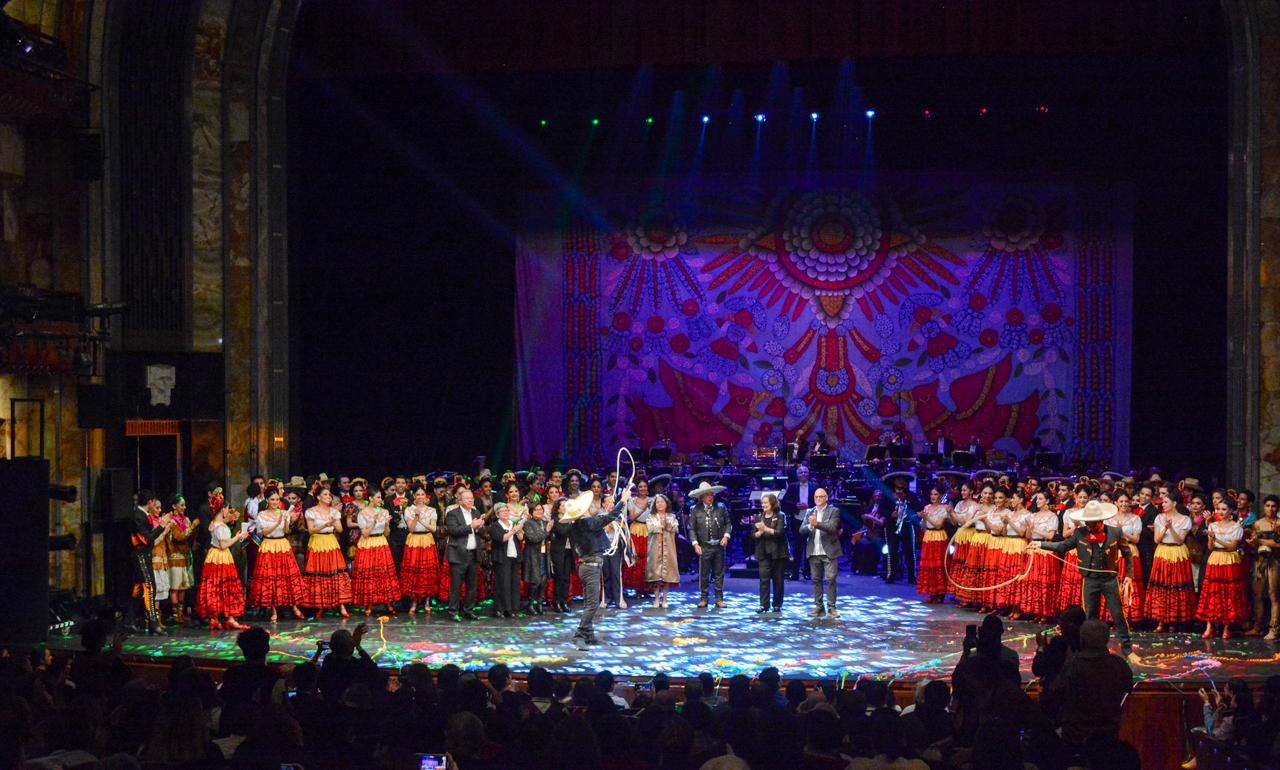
[50,573,1280,685]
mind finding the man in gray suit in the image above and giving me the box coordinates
[799,488,842,618]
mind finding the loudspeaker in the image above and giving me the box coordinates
[98,467,135,524]
[72,133,103,182]
[0,458,51,643]
[77,383,110,428]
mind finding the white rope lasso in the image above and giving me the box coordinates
[942,510,1119,594]
[604,447,639,560]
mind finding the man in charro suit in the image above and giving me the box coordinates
[688,481,732,609]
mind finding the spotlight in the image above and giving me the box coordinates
[539,119,547,127]
[979,107,988,115]
[591,118,600,126]
[810,112,819,122]
[754,113,766,123]
[923,109,932,118]
[881,544,890,555]
[701,115,710,124]
[645,117,654,125]
[1037,105,1049,114]
[865,109,876,119]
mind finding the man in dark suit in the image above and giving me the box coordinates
[445,488,484,621]
[782,465,818,580]
[752,493,790,613]
[1134,483,1159,579]
[1032,500,1140,664]
[877,472,922,585]
[689,482,732,609]
[487,504,523,618]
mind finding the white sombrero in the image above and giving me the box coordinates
[557,491,596,522]
[1069,499,1119,523]
[687,480,727,498]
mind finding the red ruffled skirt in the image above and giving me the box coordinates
[947,527,973,601]
[353,535,401,606]
[249,538,303,608]
[1057,550,1083,610]
[1101,549,1145,623]
[957,531,993,604]
[301,533,353,609]
[197,549,245,619]
[436,543,452,602]
[623,522,649,591]
[917,529,949,596]
[1020,549,1061,618]
[1196,550,1249,625]
[994,536,1027,609]
[401,533,440,601]
[1143,544,1196,623]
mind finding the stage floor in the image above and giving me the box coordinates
[50,573,1280,684]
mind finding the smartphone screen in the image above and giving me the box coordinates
[418,754,449,770]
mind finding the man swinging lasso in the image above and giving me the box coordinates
[1030,499,1142,665]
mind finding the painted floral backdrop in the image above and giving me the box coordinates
[515,176,1131,468]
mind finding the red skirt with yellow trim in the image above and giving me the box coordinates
[352,535,401,606]
[947,527,973,601]
[1195,550,1249,625]
[1143,544,1196,623]
[994,536,1027,609]
[249,538,303,608]
[1057,550,1084,611]
[623,522,649,591]
[1020,549,1061,617]
[301,533,353,609]
[401,533,440,601]
[956,531,993,604]
[917,529,949,596]
[197,549,245,619]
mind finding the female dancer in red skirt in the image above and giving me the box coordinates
[353,490,401,616]
[1021,492,1062,622]
[197,507,251,630]
[1144,487,1196,632]
[917,486,952,603]
[1197,499,1249,638]
[1057,484,1092,612]
[949,481,979,606]
[970,483,999,614]
[248,489,305,622]
[623,479,654,599]
[995,488,1031,619]
[302,488,352,619]
[402,486,441,614]
[1100,491,1145,627]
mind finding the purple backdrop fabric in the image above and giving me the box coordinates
[516,175,1132,469]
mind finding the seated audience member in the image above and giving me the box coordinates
[1042,619,1135,748]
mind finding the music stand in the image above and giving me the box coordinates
[1035,451,1062,469]
[950,450,976,469]
[888,444,913,460]
[703,444,730,461]
[865,446,889,462]
[648,446,673,463]
[809,455,837,472]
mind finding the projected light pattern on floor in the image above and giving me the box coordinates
[48,578,1280,682]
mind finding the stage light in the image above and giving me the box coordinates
[539,119,547,127]
[1037,105,1049,113]
[810,112,819,122]
[701,115,710,124]
[645,117,654,124]
[865,109,876,119]
[754,113,766,123]
[591,118,600,126]
[979,107,988,115]
[923,109,932,118]
[881,544,890,555]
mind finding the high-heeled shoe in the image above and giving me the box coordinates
[270,612,279,623]
[209,619,223,631]
[339,607,350,618]
[1202,626,1214,639]
[1223,628,1233,639]
[225,619,249,631]
[292,607,305,620]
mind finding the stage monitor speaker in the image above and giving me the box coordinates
[77,383,110,428]
[99,467,135,523]
[0,458,51,643]
[72,133,104,181]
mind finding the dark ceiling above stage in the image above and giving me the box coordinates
[292,0,1225,78]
